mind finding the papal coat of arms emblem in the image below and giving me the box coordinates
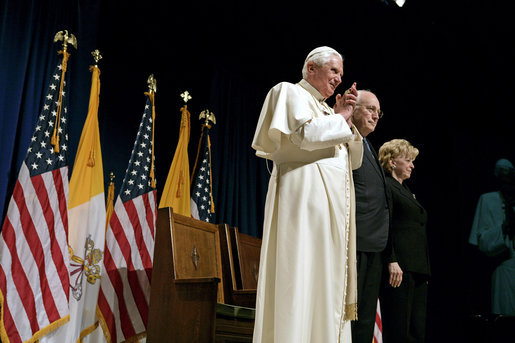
[69,234,103,300]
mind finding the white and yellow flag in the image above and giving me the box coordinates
[42,64,106,342]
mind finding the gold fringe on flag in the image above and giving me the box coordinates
[50,50,70,153]
[105,173,115,233]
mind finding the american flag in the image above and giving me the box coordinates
[190,124,214,223]
[0,52,72,342]
[373,298,383,343]
[97,92,157,343]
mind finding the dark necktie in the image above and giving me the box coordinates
[363,138,372,154]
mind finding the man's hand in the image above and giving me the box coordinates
[334,82,357,127]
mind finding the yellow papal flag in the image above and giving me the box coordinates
[159,105,191,216]
[41,64,107,343]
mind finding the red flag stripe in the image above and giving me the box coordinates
[373,298,383,343]
[0,265,23,343]
[108,210,148,322]
[53,168,69,235]
[123,197,152,278]
[97,288,117,342]
[32,171,70,301]
[103,206,144,339]
[12,176,62,323]
[0,163,70,341]
[120,196,153,296]
[0,216,40,335]
[112,200,150,326]
[29,168,70,310]
[99,193,156,341]
[103,245,137,339]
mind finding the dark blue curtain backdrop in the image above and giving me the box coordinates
[1,1,515,342]
[0,0,101,222]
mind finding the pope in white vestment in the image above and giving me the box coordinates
[252,47,363,343]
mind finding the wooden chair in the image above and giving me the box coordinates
[232,226,261,291]
[147,208,254,342]
[219,224,261,308]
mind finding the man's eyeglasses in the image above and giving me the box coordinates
[355,104,384,119]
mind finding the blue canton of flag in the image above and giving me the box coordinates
[119,96,156,202]
[26,63,70,175]
[191,125,213,222]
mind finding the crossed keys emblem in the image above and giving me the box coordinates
[69,235,103,300]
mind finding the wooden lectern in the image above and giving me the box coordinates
[147,208,255,342]
[147,207,222,342]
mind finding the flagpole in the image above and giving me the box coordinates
[145,74,157,188]
[51,30,77,153]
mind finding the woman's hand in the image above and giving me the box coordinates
[389,262,403,288]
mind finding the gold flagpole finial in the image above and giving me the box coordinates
[199,110,216,126]
[91,49,102,66]
[50,30,76,153]
[147,74,157,94]
[180,91,192,104]
[54,30,77,52]
[110,172,115,182]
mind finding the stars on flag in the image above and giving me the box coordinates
[25,64,68,177]
[119,102,156,202]
[191,129,213,223]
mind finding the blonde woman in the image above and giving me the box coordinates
[378,139,430,343]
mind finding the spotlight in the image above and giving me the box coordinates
[380,0,407,7]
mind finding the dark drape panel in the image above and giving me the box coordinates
[0,0,101,221]
[208,65,270,238]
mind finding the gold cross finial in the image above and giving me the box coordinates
[91,49,102,65]
[147,74,157,93]
[180,91,192,104]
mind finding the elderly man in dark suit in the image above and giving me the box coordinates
[349,90,389,343]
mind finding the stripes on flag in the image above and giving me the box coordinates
[97,91,157,343]
[0,51,72,343]
[373,298,383,343]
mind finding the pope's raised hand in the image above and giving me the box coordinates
[334,82,357,127]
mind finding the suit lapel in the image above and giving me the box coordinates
[391,178,424,210]
[364,139,385,180]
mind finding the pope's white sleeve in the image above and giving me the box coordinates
[290,114,354,151]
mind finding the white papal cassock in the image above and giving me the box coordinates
[252,79,363,343]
